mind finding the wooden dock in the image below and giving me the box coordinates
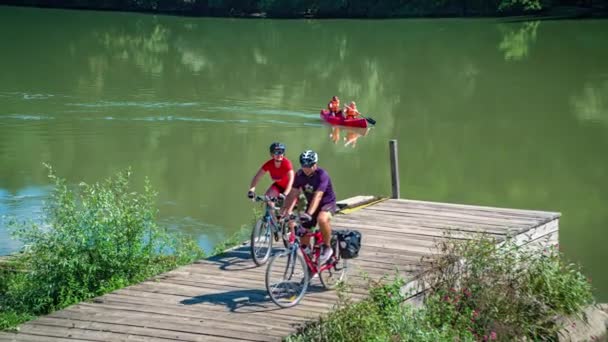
[0,197,560,342]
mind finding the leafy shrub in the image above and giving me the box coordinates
[0,166,204,330]
[421,236,593,341]
[287,277,469,342]
[288,236,593,341]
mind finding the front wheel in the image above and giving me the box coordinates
[265,249,309,308]
[251,219,273,266]
[280,221,292,249]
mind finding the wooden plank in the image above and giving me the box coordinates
[119,289,329,315]
[353,209,533,230]
[337,212,522,234]
[153,280,363,310]
[0,332,98,342]
[105,290,324,318]
[388,199,560,220]
[116,284,342,312]
[499,220,559,247]
[334,218,505,239]
[336,196,380,210]
[372,203,554,225]
[50,305,280,341]
[16,323,179,342]
[365,204,545,226]
[155,271,266,287]
[75,302,295,335]
[95,295,316,323]
[129,280,343,308]
[28,317,238,342]
[75,300,296,333]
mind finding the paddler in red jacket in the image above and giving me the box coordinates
[327,96,342,118]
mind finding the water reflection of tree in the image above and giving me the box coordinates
[571,81,608,125]
[97,23,169,75]
[498,21,540,61]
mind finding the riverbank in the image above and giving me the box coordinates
[1,1,607,18]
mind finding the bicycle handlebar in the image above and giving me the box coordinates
[254,195,278,203]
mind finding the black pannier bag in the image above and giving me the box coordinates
[332,229,362,259]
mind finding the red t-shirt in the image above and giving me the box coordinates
[262,158,293,189]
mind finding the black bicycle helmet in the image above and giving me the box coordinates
[269,142,286,154]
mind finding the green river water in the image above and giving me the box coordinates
[1,6,607,299]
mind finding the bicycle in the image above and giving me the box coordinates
[250,195,291,266]
[265,213,348,308]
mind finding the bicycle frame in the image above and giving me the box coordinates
[257,195,283,233]
[262,201,277,224]
[250,195,289,266]
[265,214,346,308]
[290,226,335,276]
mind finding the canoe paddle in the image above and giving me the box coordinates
[346,107,376,125]
[361,114,376,125]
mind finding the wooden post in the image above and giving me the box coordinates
[389,140,400,199]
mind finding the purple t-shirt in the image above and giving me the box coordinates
[293,167,336,208]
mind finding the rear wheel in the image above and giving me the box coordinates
[265,249,309,308]
[251,219,273,266]
[319,240,348,289]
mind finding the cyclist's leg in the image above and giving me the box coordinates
[316,204,336,264]
[265,183,283,208]
[300,211,317,247]
[286,218,297,245]
[265,183,283,198]
[317,211,332,247]
[317,203,336,247]
[286,191,306,244]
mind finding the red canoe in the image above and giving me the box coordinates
[320,109,368,128]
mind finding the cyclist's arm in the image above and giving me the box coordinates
[281,187,301,216]
[306,191,323,215]
[248,168,265,192]
[283,170,295,196]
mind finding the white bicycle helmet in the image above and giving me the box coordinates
[299,150,318,167]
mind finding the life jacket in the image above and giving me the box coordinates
[345,105,358,119]
[328,100,340,113]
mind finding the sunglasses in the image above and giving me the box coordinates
[273,150,285,155]
[300,163,316,168]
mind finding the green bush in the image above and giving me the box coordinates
[421,236,593,341]
[287,277,470,342]
[0,166,204,330]
[288,236,593,341]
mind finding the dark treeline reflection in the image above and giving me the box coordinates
[3,0,608,17]
[0,7,607,298]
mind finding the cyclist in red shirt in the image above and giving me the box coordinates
[247,142,294,201]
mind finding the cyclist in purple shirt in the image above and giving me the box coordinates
[281,150,337,264]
